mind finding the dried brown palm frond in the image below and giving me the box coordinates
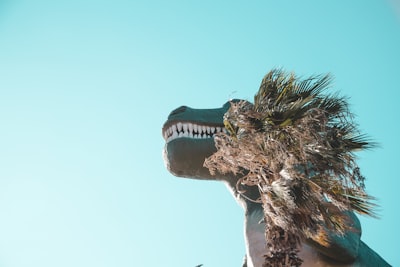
[204,69,377,267]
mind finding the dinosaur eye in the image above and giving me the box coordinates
[223,99,252,110]
[222,99,240,110]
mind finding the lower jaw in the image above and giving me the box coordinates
[164,137,217,179]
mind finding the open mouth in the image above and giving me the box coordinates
[162,121,227,143]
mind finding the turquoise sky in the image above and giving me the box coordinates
[0,1,399,266]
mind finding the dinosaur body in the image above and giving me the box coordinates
[162,101,391,267]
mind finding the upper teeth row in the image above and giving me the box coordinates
[164,122,227,142]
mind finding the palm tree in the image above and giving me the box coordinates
[204,69,376,267]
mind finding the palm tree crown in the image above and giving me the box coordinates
[204,69,376,267]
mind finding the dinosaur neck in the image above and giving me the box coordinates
[223,179,267,267]
[244,204,266,267]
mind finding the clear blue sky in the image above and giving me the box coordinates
[0,1,399,266]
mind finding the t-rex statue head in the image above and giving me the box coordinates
[162,100,237,181]
[162,100,391,267]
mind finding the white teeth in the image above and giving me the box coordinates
[164,122,227,143]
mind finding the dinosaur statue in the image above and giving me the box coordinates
[162,100,391,267]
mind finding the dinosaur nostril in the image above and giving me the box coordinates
[169,105,187,116]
